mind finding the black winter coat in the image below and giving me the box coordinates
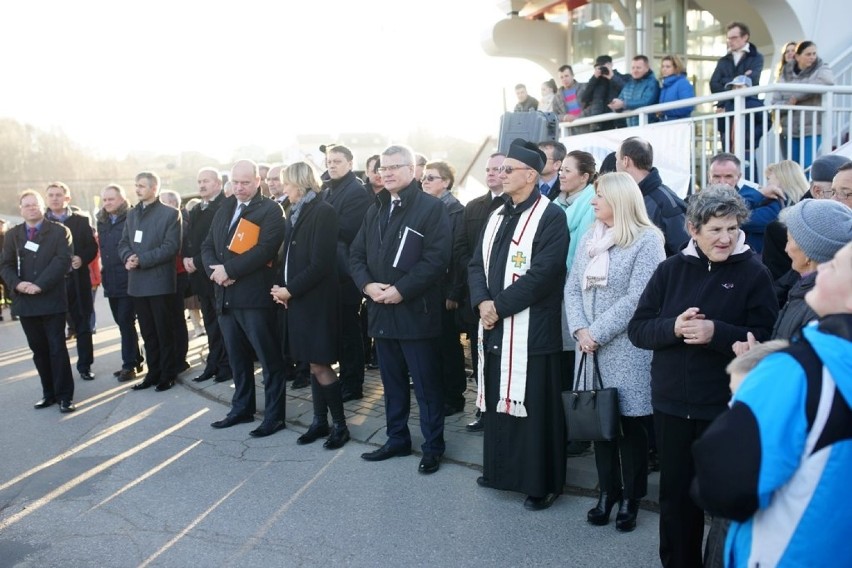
[350,180,451,340]
[771,271,817,340]
[459,192,504,326]
[637,168,689,257]
[709,42,765,102]
[49,210,97,313]
[321,171,372,304]
[628,238,778,420]
[281,197,339,362]
[0,220,72,317]
[468,191,569,356]
[96,204,130,298]
[185,191,226,298]
[201,192,285,312]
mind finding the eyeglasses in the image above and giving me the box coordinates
[823,189,852,200]
[377,164,411,173]
[421,175,444,182]
[498,165,534,174]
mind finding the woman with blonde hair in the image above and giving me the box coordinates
[761,159,811,291]
[565,172,665,532]
[271,161,350,449]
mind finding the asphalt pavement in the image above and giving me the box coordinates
[0,294,663,567]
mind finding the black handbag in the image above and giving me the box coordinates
[562,351,621,442]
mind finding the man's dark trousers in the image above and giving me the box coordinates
[21,313,74,402]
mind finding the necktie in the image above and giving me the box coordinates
[540,183,549,196]
[230,203,246,231]
[381,199,400,235]
[27,226,38,241]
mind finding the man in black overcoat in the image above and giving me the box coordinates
[45,182,98,381]
[184,168,231,383]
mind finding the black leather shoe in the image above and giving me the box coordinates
[524,493,559,511]
[418,454,441,474]
[323,423,350,449]
[113,369,121,377]
[131,382,155,391]
[615,499,639,532]
[117,369,136,382]
[297,421,330,445]
[587,490,623,525]
[476,476,492,488]
[211,414,255,429]
[249,420,286,438]
[466,416,484,432]
[80,371,95,381]
[361,443,412,461]
[59,400,77,413]
[34,397,56,409]
[340,390,363,402]
[154,380,175,392]
[213,373,233,383]
[192,370,215,383]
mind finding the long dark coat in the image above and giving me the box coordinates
[281,197,339,363]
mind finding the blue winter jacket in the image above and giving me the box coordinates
[658,73,695,120]
[618,71,660,126]
[692,314,852,567]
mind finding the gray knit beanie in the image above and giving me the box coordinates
[810,155,851,182]
[783,199,852,262]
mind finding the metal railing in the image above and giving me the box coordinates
[558,83,852,189]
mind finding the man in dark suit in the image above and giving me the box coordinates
[322,144,372,401]
[1,191,76,412]
[350,144,451,474]
[118,171,182,392]
[536,141,565,200]
[460,152,506,432]
[202,159,288,438]
[45,182,98,381]
[184,168,231,383]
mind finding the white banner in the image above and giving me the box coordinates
[560,122,693,199]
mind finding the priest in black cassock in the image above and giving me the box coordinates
[468,138,569,511]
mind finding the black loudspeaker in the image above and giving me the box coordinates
[498,111,558,154]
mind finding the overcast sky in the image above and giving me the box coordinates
[1,0,546,161]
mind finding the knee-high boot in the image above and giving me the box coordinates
[296,377,330,445]
[323,381,350,449]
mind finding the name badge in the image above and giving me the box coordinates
[134,230,143,243]
[25,241,40,252]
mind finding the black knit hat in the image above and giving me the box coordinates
[506,138,547,174]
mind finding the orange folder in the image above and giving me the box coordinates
[228,218,261,254]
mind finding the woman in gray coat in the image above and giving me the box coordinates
[565,172,665,532]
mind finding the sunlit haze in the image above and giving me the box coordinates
[1,1,547,162]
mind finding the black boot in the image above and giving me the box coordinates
[297,378,329,445]
[587,489,623,526]
[615,498,639,532]
[322,381,350,449]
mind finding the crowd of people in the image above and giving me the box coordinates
[514,22,836,170]
[1,20,850,568]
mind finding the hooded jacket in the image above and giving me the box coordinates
[628,233,778,420]
[692,314,852,567]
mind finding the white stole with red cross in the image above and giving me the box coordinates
[476,194,547,417]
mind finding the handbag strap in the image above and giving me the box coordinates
[573,351,604,392]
